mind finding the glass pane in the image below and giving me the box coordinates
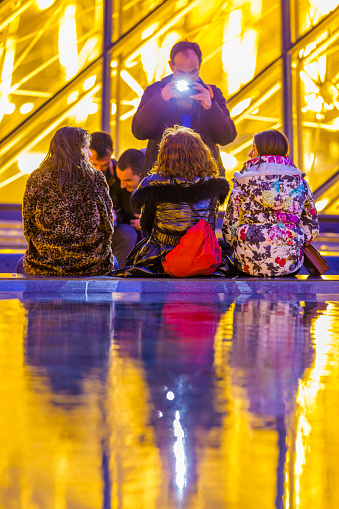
[0,0,103,140]
[294,0,339,38]
[112,0,164,40]
[0,61,102,204]
[292,21,339,214]
[222,61,283,198]
[110,0,281,156]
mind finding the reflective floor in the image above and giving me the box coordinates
[0,292,339,509]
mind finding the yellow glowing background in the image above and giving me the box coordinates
[0,0,338,213]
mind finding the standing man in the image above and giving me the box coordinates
[132,41,237,177]
[89,132,144,268]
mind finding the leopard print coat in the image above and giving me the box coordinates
[23,166,114,276]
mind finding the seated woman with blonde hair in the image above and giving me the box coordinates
[110,125,233,277]
[21,126,115,276]
[222,129,319,277]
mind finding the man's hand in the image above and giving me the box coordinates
[130,213,141,231]
[160,81,183,102]
[191,83,212,110]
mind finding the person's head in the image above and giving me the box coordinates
[153,125,218,180]
[249,129,289,159]
[89,131,113,172]
[169,41,202,83]
[117,149,145,193]
[41,126,93,192]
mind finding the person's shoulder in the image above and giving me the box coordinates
[138,173,170,188]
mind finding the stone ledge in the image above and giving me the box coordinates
[0,275,338,296]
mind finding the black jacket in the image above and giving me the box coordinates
[108,174,231,277]
[132,75,237,177]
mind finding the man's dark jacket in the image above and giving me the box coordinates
[104,161,136,225]
[132,74,237,177]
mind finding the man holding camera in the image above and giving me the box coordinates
[132,41,237,177]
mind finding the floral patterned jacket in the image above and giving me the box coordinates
[222,155,319,276]
[23,166,114,276]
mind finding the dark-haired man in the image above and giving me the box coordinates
[89,132,144,268]
[132,40,237,177]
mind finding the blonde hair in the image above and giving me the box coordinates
[152,125,218,180]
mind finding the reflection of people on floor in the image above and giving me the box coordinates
[19,298,114,507]
[112,294,233,502]
[24,299,113,396]
[230,298,327,509]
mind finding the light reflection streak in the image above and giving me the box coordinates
[58,5,78,80]
[291,304,335,508]
[173,410,187,491]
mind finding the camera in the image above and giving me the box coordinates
[175,80,197,96]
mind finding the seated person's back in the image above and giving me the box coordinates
[23,126,114,276]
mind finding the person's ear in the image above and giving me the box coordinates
[169,60,174,72]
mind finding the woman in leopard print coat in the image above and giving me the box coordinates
[22,127,114,276]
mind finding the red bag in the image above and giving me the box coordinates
[162,219,222,277]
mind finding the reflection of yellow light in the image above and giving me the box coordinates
[0,100,15,115]
[300,71,319,93]
[120,71,144,97]
[220,152,238,169]
[302,93,323,113]
[36,0,54,9]
[120,99,140,121]
[142,23,159,39]
[173,411,186,490]
[155,31,181,82]
[83,75,96,90]
[315,198,329,212]
[58,5,78,80]
[78,37,100,67]
[20,102,34,114]
[71,97,98,122]
[67,91,79,104]
[230,98,251,116]
[141,39,159,84]
[304,152,315,169]
[18,153,45,174]
[0,38,15,92]
[222,9,259,95]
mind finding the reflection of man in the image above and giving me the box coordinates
[132,41,237,177]
[89,132,144,268]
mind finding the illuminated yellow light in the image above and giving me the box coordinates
[230,98,251,116]
[36,0,54,9]
[304,152,315,169]
[111,60,118,68]
[173,411,186,490]
[2,101,15,114]
[141,39,159,84]
[88,102,98,114]
[155,31,181,82]
[18,153,45,174]
[250,107,259,114]
[1,39,15,91]
[220,152,238,169]
[315,198,329,212]
[222,10,259,95]
[120,99,140,121]
[58,5,78,80]
[300,71,319,93]
[83,75,96,90]
[78,37,100,67]
[20,102,34,114]
[67,91,79,104]
[111,103,117,115]
[302,93,323,113]
[120,70,144,97]
[142,23,159,39]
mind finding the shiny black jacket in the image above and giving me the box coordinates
[108,174,231,277]
[132,75,237,177]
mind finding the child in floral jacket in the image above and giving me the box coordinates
[222,129,319,277]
